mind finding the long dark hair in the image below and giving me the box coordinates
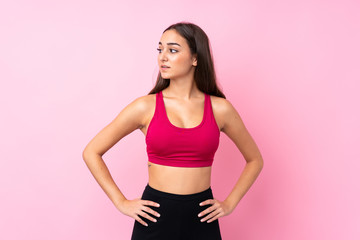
[148,21,226,99]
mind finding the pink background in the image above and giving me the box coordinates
[1,0,359,239]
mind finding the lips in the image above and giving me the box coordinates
[161,65,170,68]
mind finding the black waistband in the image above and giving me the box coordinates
[145,183,212,201]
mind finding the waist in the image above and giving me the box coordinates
[148,161,211,194]
[145,183,213,200]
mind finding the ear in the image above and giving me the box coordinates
[192,54,197,66]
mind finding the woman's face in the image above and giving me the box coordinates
[157,29,197,80]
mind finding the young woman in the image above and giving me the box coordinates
[82,22,264,240]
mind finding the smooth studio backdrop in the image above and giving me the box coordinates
[1,0,359,239]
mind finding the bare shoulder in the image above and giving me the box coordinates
[210,95,263,162]
[130,93,155,113]
[209,95,239,132]
[127,93,156,128]
[82,93,156,157]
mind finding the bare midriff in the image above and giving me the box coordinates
[148,161,212,195]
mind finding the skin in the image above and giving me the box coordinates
[82,29,263,227]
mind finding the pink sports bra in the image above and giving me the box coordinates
[145,90,220,167]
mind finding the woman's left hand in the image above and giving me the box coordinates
[198,199,234,223]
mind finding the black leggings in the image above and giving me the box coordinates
[131,183,222,240]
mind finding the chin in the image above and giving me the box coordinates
[161,74,171,79]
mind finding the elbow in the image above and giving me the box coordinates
[82,149,89,162]
[258,157,264,170]
[82,147,102,163]
[256,156,264,168]
[82,147,94,162]
[248,157,264,169]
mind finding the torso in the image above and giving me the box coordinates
[139,91,225,195]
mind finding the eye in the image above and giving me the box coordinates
[156,48,178,53]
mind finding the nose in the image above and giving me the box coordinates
[159,50,168,62]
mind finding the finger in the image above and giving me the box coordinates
[198,205,217,217]
[138,210,157,223]
[200,208,219,222]
[201,209,222,223]
[207,211,224,223]
[142,206,161,217]
[142,200,160,207]
[199,199,215,206]
[134,215,148,227]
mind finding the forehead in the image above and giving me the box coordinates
[159,29,187,47]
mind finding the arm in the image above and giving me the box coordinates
[221,99,264,210]
[82,95,160,226]
[199,98,264,222]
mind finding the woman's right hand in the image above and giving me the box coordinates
[117,198,161,227]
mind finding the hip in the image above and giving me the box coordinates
[131,183,222,240]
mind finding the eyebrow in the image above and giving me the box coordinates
[158,42,181,47]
